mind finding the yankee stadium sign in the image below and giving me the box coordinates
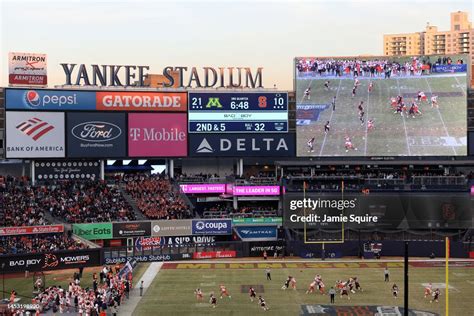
[61,63,264,88]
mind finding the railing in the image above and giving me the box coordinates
[235,177,278,185]
[412,176,467,186]
[178,176,227,183]
[203,210,278,219]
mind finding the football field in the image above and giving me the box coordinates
[134,260,473,316]
[296,75,467,157]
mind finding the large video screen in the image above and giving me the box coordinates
[295,55,468,157]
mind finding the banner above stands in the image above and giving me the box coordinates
[232,217,282,225]
[179,183,281,196]
[0,224,64,236]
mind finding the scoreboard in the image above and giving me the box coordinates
[188,92,288,133]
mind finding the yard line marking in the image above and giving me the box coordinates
[298,77,315,155]
[453,76,466,97]
[396,78,412,156]
[424,77,457,155]
[319,79,342,156]
[364,82,370,156]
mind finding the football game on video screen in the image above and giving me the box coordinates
[295,55,468,157]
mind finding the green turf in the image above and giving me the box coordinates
[134,263,471,315]
[296,75,467,157]
[1,263,149,302]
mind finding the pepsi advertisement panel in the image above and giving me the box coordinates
[6,88,96,111]
[192,219,232,235]
[67,112,126,158]
[188,92,288,133]
[189,133,295,157]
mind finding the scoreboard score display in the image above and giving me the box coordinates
[188,92,288,133]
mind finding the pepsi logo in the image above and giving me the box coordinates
[25,90,40,107]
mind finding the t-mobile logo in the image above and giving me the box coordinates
[129,128,186,142]
[130,128,141,141]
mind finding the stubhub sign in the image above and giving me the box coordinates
[192,219,232,235]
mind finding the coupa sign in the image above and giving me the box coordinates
[60,63,264,88]
[192,219,232,235]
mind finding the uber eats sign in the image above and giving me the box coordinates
[73,223,113,240]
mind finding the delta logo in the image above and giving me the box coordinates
[16,117,55,141]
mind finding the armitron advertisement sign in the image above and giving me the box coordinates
[9,52,47,85]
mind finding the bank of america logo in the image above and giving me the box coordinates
[16,117,54,141]
[196,138,213,153]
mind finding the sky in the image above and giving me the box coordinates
[0,0,472,90]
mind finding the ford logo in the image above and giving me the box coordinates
[71,121,121,142]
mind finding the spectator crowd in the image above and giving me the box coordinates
[125,174,192,220]
[0,233,87,255]
[296,56,464,78]
[11,266,130,315]
[41,180,136,223]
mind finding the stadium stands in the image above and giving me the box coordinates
[1,175,48,227]
[124,174,192,220]
[0,233,87,255]
[284,168,470,192]
[40,180,136,223]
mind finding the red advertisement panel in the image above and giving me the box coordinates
[96,92,187,111]
[0,224,64,236]
[128,113,187,157]
[9,74,47,85]
[193,251,236,259]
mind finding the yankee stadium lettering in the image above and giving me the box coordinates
[61,64,264,88]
